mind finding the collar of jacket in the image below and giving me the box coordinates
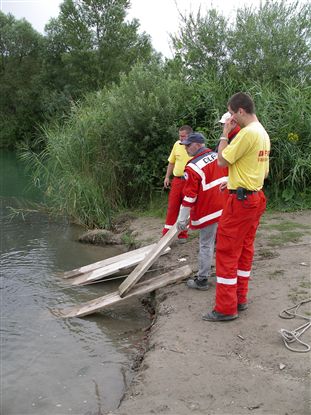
[228,125,241,139]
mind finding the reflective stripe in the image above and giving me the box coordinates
[188,163,228,192]
[216,276,237,285]
[164,224,173,229]
[191,209,223,226]
[203,177,228,191]
[188,163,205,181]
[237,269,251,277]
[184,195,197,203]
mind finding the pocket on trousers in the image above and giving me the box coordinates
[241,196,260,210]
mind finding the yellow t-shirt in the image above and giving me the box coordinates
[168,140,192,177]
[222,121,270,191]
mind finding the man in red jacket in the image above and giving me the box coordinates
[177,132,228,290]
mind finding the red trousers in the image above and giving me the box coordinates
[162,177,188,239]
[215,191,266,315]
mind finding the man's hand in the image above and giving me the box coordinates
[164,177,170,188]
[219,181,228,192]
[177,220,188,232]
[177,206,190,232]
[164,163,174,189]
[223,116,237,137]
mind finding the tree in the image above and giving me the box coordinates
[170,0,311,85]
[43,0,153,98]
[228,0,311,83]
[171,8,228,79]
[0,12,44,147]
[0,0,154,148]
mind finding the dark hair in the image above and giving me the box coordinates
[227,92,255,114]
[179,125,193,134]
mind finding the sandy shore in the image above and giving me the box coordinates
[109,210,311,415]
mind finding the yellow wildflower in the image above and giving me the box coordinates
[288,132,299,142]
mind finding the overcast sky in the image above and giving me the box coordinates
[1,0,263,57]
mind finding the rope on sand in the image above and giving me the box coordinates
[279,298,311,353]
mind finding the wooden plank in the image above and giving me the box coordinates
[118,223,178,298]
[57,265,192,318]
[61,244,159,279]
[69,247,171,286]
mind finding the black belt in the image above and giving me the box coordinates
[229,189,257,194]
[175,176,185,180]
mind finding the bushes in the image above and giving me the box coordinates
[22,0,311,226]
[170,0,311,208]
[265,84,310,199]
[23,64,311,227]
[1,1,153,149]
[22,62,193,227]
[21,108,116,228]
[97,63,193,205]
[184,78,311,206]
[245,81,311,203]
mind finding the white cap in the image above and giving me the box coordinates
[218,111,231,124]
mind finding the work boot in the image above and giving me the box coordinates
[238,303,248,311]
[202,310,238,322]
[186,276,209,290]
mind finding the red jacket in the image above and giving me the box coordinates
[182,148,228,230]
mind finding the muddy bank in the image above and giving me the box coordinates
[107,210,311,415]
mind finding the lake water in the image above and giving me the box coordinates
[0,151,149,415]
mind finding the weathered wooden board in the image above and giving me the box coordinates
[118,224,178,297]
[61,243,161,279]
[69,246,171,286]
[57,265,192,318]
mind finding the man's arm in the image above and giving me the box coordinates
[218,138,229,167]
[176,167,199,231]
[217,118,235,167]
[164,162,174,188]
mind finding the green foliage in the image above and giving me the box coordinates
[43,0,153,97]
[0,0,153,148]
[171,0,311,84]
[97,63,193,205]
[21,62,192,227]
[253,81,311,200]
[163,78,311,210]
[170,0,311,207]
[0,12,45,148]
[12,0,311,227]
[228,0,311,83]
[20,106,118,228]
[171,8,229,78]
[174,75,240,146]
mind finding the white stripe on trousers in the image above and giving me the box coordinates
[237,269,251,277]
[216,276,237,285]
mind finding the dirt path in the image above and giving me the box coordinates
[110,210,311,415]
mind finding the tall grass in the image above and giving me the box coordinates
[20,96,121,228]
[186,78,311,204]
[21,63,193,227]
[22,64,311,227]
[255,81,311,200]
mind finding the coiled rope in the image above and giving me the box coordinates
[279,298,311,353]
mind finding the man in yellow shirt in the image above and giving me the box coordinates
[162,125,193,241]
[203,92,270,322]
